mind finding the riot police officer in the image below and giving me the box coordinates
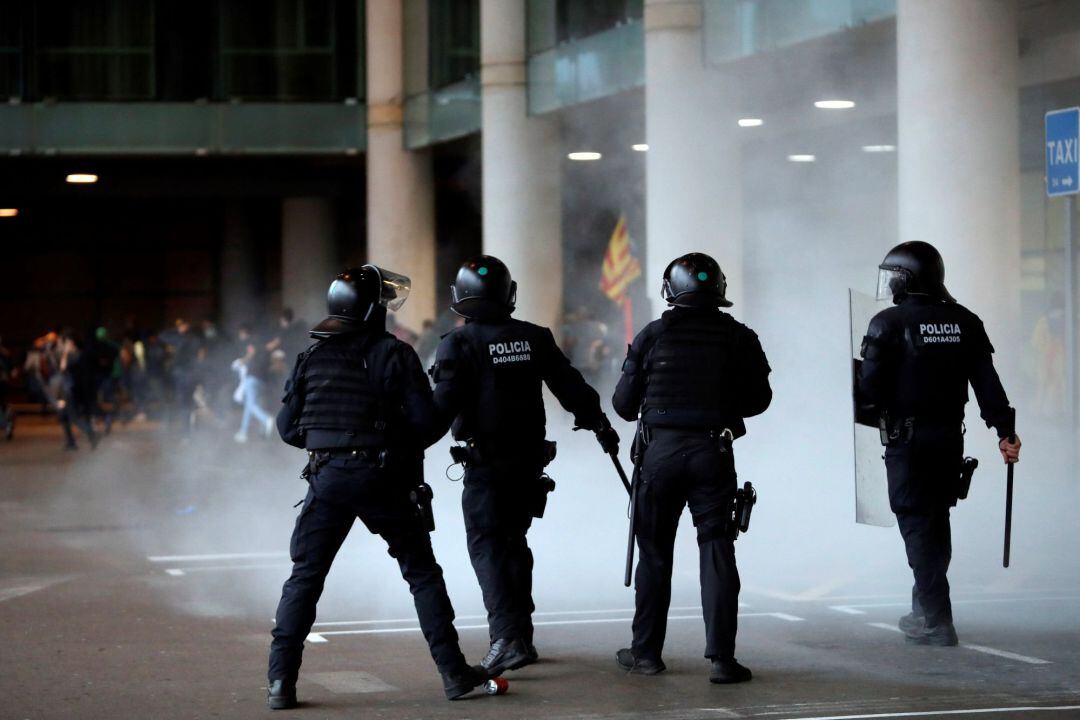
[612,252,771,684]
[429,255,619,676]
[857,241,1021,646]
[267,266,486,708]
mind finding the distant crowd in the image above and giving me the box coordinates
[0,303,620,451]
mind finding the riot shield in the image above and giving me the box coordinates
[849,289,895,527]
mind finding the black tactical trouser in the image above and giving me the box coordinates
[896,511,953,627]
[884,425,961,629]
[269,456,466,684]
[461,462,541,644]
[631,428,739,662]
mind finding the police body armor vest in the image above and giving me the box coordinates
[644,312,744,434]
[298,333,389,447]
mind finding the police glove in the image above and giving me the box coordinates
[594,419,620,456]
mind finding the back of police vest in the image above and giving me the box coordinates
[298,332,390,448]
[643,311,746,433]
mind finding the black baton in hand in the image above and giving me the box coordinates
[1003,434,1015,568]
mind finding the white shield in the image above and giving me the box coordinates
[849,289,895,527]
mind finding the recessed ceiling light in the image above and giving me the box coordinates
[0,208,18,217]
[787,154,816,163]
[814,99,855,109]
[66,173,98,184]
[738,118,764,127]
[632,144,649,152]
[568,152,602,161]
[862,144,896,153]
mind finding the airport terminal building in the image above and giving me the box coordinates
[1,0,1078,418]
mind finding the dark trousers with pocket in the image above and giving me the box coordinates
[896,511,953,627]
[461,462,541,645]
[631,428,740,662]
[884,425,962,629]
[268,456,465,684]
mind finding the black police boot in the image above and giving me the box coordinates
[898,612,925,638]
[615,648,666,675]
[906,621,959,647]
[441,664,488,701]
[480,638,530,676]
[524,642,540,665]
[266,679,297,710]
[710,657,752,684]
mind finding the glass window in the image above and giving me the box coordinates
[428,0,478,90]
[0,3,22,98]
[33,0,156,100]
[218,0,359,101]
[556,0,642,44]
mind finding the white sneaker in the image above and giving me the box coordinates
[234,432,248,443]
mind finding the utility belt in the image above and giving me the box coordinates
[878,414,962,447]
[302,447,389,481]
[641,425,735,450]
[450,438,557,469]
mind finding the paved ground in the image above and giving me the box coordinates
[2,415,1079,720]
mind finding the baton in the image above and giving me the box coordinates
[607,451,632,496]
[1003,435,1015,568]
[605,450,636,587]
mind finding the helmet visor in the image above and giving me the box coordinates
[366,265,411,311]
[876,268,907,301]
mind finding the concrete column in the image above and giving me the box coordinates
[219,204,259,331]
[281,197,337,327]
[644,0,743,314]
[898,0,1020,342]
[367,0,436,334]
[481,0,562,329]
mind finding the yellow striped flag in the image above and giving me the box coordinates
[599,214,642,302]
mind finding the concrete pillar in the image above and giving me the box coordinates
[898,0,1020,342]
[219,204,259,332]
[367,0,436,334]
[281,197,337,327]
[480,0,562,329]
[644,0,743,314]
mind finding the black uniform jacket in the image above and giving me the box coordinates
[857,296,1014,438]
[430,316,605,456]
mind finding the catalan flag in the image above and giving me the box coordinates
[599,214,642,302]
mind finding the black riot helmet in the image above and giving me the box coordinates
[450,255,517,319]
[876,241,956,304]
[311,264,411,338]
[662,252,733,308]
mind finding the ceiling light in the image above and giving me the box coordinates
[632,144,649,152]
[568,152,602,161]
[0,208,18,218]
[787,154,816,163]
[814,99,855,110]
[66,173,98,184]
[738,118,763,127]
[862,144,896,153]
